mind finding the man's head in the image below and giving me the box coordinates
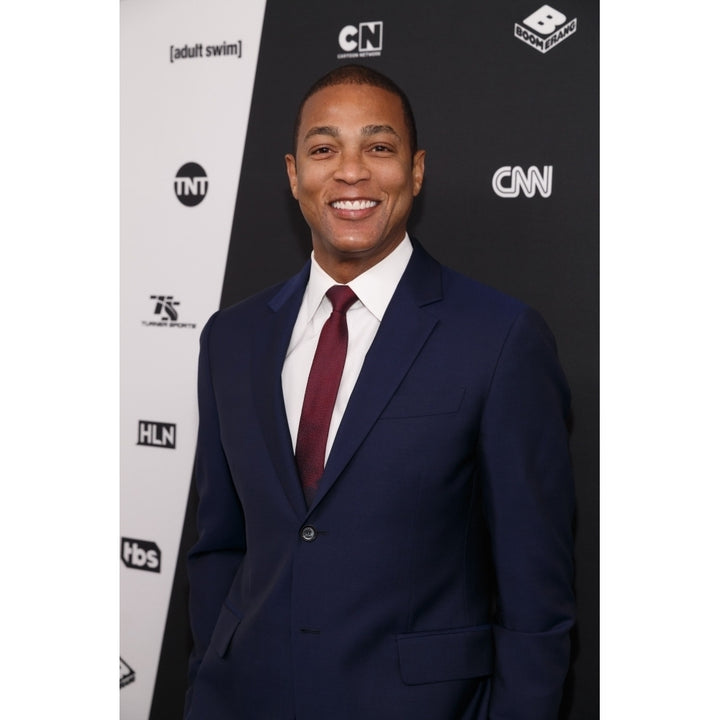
[286,65,425,282]
[292,65,418,156]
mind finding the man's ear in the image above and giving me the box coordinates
[412,149,426,197]
[285,154,298,199]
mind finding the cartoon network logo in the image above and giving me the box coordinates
[514,5,577,54]
[337,21,383,58]
[492,166,553,198]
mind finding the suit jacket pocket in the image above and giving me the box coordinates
[396,625,493,685]
[382,386,465,419]
[209,603,243,659]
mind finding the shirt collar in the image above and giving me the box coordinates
[306,234,413,322]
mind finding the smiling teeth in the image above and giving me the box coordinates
[331,200,378,210]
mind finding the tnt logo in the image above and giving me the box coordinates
[137,420,176,449]
[174,162,208,206]
[337,21,383,58]
[514,5,577,54]
[492,166,553,198]
[120,657,136,689]
[150,295,180,321]
[121,538,161,573]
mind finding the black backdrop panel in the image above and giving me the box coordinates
[154,1,598,717]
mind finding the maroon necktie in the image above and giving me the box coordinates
[295,285,357,506]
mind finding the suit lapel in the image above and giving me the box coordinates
[309,243,443,511]
[251,264,309,519]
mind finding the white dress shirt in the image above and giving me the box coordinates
[282,234,413,461]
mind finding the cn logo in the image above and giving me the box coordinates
[174,162,208,206]
[514,5,577,54]
[137,420,176,449]
[150,295,180,321]
[121,538,161,573]
[492,166,553,198]
[338,21,383,54]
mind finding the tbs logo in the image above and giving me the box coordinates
[492,166,553,198]
[514,5,577,54]
[174,162,208,206]
[121,538,161,573]
[337,21,383,58]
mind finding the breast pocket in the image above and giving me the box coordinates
[382,385,465,419]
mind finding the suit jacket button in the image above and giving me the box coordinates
[300,525,317,542]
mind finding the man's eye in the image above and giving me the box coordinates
[310,146,332,155]
[370,145,391,152]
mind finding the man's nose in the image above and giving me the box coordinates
[333,149,370,183]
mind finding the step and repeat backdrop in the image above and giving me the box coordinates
[120,1,598,718]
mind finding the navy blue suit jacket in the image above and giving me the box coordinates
[185,240,575,720]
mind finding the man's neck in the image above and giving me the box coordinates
[311,235,409,284]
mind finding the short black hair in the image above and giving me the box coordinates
[292,64,418,155]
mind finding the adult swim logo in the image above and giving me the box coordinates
[515,5,577,54]
[142,295,196,329]
[492,166,553,198]
[137,420,176,449]
[175,162,208,206]
[169,39,242,63]
[120,658,135,689]
[337,21,383,58]
[121,537,161,573]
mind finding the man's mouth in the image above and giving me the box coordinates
[330,199,379,210]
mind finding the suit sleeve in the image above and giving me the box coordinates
[479,307,575,720]
[185,312,247,713]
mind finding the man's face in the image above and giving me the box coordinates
[286,83,425,281]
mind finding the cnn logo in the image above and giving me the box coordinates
[492,166,553,198]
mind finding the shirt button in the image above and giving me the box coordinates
[300,525,317,542]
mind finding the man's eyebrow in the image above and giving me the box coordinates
[361,124,401,139]
[302,124,401,142]
[303,126,340,142]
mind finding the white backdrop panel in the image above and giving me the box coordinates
[120,1,267,718]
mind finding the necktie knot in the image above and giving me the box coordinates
[326,285,357,315]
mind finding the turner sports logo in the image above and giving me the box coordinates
[120,657,135,689]
[121,538,161,573]
[514,5,577,54]
[492,166,553,198]
[337,21,383,59]
[141,295,197,329]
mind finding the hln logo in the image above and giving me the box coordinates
[137,420,176,449]
[492,166,553,198]
[514,5,577,54]
[338,21,383,56]
[121,538,161,573]
[174,162,208,206]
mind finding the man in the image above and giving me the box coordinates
[185,65,575,720]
